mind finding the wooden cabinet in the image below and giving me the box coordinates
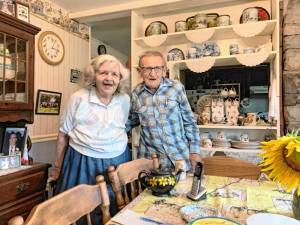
[131,0,281,163]
[0,163,50,225]
[0,12,40,124]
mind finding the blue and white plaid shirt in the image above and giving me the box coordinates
[126,78,200,169]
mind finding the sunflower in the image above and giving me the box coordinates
[260,131,300,195]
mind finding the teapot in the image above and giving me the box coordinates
[138,168,183,196]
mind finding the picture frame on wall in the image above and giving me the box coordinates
[35,89,62,115]
[1,127,27,156]
[0,0,15,16]
[70,69,81,83]
[15,1,29,22]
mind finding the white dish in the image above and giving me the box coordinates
[247,213,300,225]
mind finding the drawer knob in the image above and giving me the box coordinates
[16,182,30,193]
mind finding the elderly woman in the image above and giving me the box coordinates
[49,55,130,218]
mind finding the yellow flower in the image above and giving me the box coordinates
[149,177,158,187]
[158,177,168,186]
[167,177,175,186]
[260,133,300,195]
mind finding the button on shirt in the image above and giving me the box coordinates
[60,88,130,159]
[126,78,200,168]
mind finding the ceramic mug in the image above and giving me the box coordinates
[194,13,207,29]
[202,138,212,148]
[216,131,226,140]
[246,112,257,126]
[221,88,229,97]
[228,88,237,97]
[217,15,230,26]
[229,44,239,55]
[187,47,198,59]
[175,20,187,32]
[240,133,250,142]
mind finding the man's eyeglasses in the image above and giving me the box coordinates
[139,66,165,75]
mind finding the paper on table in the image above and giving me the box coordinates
[112,209,165,225]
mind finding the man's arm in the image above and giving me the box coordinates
[177,82,201,169]
[125,92,141,132]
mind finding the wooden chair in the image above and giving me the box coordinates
[108,154,159,211]
[203,156,260,180]
[8,175,110,225]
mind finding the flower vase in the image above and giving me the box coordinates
[293,190,300,220]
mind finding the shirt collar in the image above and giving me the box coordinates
[137,78,173,95]
[89,87,119,107]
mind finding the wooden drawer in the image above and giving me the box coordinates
[0,192,45,225]
[0,171,47,206]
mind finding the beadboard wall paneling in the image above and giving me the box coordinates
[27,15,89,141]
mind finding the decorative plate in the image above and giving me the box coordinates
[167,48,185,61]
[240,7,270,23]
[196,95,212,114]
[180,205,219,223]
[145,21,168,36]
[188,216,241,225]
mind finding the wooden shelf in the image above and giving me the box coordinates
[197,124,277,130]
[134,20,277,47]
[201,147,261,153]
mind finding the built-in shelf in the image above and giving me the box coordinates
[134,20,277,48]
[167,51,277,72]
[201,147,261,153]
[197,124,277,130]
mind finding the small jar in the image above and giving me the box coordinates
[194,13,207,29]
[217,15,230,26]
[229,43,239,55]
[186,16,196,30]
[206,13,219,27]
[175,20,187,32]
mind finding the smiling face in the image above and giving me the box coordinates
[95,61,121,98]
[139,55,166,92]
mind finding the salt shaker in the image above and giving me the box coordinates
[175,159,186,181]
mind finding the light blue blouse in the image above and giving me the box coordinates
[60,87,130,159]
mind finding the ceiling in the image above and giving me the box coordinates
[90,17,131,56]
[51,0,137,13]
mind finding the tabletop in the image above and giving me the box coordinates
[107,174,293,225]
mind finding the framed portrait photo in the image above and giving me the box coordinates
[2,127,27,156]
[0,0,15,16]
[15,1,29,22]
[35,89,62,115]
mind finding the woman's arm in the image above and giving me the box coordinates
[48,131,69,182]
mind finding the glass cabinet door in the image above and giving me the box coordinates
[0,32,27,103]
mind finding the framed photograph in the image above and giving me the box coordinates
[97,44,106,55]
[0,0,15,16]
[70,69,81,83]
[0,154,21,170]
[15,1,29,22]
[35,89,62,115]
[2,127,27,156]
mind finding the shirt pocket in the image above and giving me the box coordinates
[158,97,178,119]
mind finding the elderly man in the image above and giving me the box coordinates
[127,51,201,170]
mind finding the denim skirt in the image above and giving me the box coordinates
[55,145,131,223]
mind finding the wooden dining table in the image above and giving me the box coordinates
[106,174,294,225]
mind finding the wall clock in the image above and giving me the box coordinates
[97,44,106,55]
[38,31,65,65]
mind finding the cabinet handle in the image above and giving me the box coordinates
[16,182,30,193]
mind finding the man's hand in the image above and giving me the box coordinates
[48,167,60,183]
[189,153,202,172]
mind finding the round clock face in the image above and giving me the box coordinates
[98,45,106,55]
[38,31,65,65]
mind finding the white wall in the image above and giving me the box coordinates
[27,15,89,166]
[91,37,127,64]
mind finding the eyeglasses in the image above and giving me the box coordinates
[139,66,165,75]
[97,70,121,78]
